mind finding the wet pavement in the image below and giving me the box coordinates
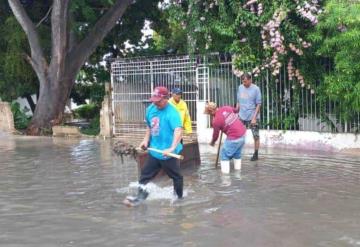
[0,134,360,247]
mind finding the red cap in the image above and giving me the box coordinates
[149,86,169,102]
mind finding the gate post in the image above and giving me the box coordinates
[196,66,210,132]
[100,83,112,138]
[266,70,270,131]
[150,61,154,92]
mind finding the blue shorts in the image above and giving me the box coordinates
[220,136,245,161]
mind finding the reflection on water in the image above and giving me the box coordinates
[0,135,360,247]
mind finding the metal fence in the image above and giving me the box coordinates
[111,54,359,137]
[203,54,359,133]
[111,55,198,139]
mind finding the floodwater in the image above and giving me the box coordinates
[1,134,360,247]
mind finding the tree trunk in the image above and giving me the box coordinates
[26,74,75,135]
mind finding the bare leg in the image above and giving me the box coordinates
[251,137,259,161]
[254,138,260,151]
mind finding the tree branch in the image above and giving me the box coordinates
[68,0,133,72]
[49,0,70,76]
[23,53,46,83]
[36,5,53,28]
[8,0,48,81]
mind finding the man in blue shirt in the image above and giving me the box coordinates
[135,86,183,203]
[235,73,262,161]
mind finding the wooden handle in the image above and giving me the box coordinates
[215,131,223,168]
[147,148,184,160]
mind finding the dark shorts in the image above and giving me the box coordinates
[241,119,260,139]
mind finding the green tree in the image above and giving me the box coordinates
[163,1,324,83]
[6,0,160,135]
[0,16,38,112]
[310,0,360,120]
[150,4,189,55]
[70,66,108,106]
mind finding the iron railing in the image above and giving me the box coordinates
[111,54,359,137]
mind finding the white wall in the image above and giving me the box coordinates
[15,95,37,116]
[197,128,360,152]
[14,95,79,116]
[196,105,359,152]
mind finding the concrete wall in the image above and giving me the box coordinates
[52,126,82,137]
[197,128,360,152]
[0,102,15,133]
[195,104,360,152]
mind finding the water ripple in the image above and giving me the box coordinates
[0,135,360,246]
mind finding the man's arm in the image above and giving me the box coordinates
[210,125,220,146]
[251,87,262,124]
[171,127,183,150]
[139,127,151,149]
[163,127,183,154]
[251,104,261,124]
[235,87,241,113]
[234,102,240,113]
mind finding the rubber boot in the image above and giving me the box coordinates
[234,170,242,180]
[221,175,231,186]
[234,159,242,170]
[220,160,230,174]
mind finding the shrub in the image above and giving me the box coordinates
[73,103,99,120]
[10,102,31,130]
[80,115,100,136]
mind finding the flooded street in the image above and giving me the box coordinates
[1,134,360,247]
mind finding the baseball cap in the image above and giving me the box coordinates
[204,102,217,114]
[172,87,182,94]
[149,86,169,102]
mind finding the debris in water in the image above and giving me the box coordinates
[113,140,140,163]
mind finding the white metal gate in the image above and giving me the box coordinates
[111,55,202,139]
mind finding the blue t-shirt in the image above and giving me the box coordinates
[145,103,183,160]
[237,84,262,121]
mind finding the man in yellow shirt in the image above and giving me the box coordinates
[169,87,192,134]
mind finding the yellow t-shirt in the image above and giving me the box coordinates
[169,97,192,134]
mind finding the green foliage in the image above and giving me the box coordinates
[0,16,38,102]
[71,67,107,106]
[73,104,100,120]
[151,20,188,54]
[157,0,326,88]
[311,0,360,119]
[266,113,298,131]
[80,116,100,136]
[150,0,358,125]
[0,1,53,103]
[68,0,165,108]
[71,82,105,106]
[10,102,31,130]
[1,0,162,100]
[80,0,163,60]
